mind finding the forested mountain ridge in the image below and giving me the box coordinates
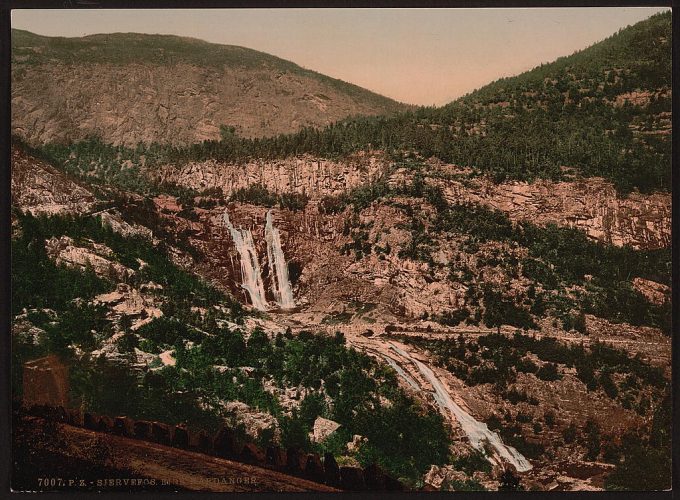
[433,10,672,193]
[59,11,666,195]
[456,9,670,107]
[11,29,408,145]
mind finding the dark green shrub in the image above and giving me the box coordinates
[536,362,562,381]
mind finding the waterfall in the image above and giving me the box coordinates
[223,212,269,311]
[265,210,295,309]
[389,343,533,472]
[383,356,420,391]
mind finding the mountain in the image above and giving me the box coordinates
[69,10,665,195]
[11,29,408,145]
[15,12,671,193]
[11,13,672,493]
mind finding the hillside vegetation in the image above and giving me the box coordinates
[12,208,451,485]
[39,11,669,195]
[325,169,671,334]
[22,13,671,194]
[11,12,672,492]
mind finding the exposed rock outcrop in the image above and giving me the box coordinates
[440,173,671,250]
[310,417,341,444]
[632,277,670,306]
[45,236,135,282]
[153,152,388,199]
[157,154,670,251]
[424,465,478,490]
[223,401,280,443]
[94,283,163,331]
[11,146,155,242]
[11,146,96,215]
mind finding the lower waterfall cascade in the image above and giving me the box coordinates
[389,343,533,472]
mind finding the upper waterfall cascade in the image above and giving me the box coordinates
[265,210,295,309]
[223,210,295,311]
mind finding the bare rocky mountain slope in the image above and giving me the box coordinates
[12,29,408,145]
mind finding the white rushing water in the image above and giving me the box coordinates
[389,343,533,472]
[223,212,269,311]
[383,356,421,391]
[265,210,295,309]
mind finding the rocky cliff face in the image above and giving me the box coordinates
[153,152,389,199]
[156,154,671,251]
[439,173,671,250]
[44,235,135,282]
[11,147,97,215]
[11,146,156,241]
[166,200,462,319]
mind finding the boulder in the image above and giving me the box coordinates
[311,416,341,443]
[223,401,280,443]
[347,434,367,454]
[424,464,472,491]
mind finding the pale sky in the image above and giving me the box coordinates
[12,7,669,106]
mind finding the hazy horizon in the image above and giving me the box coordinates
[12,7,669,106]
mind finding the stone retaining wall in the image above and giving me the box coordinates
[22,403,405,492]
